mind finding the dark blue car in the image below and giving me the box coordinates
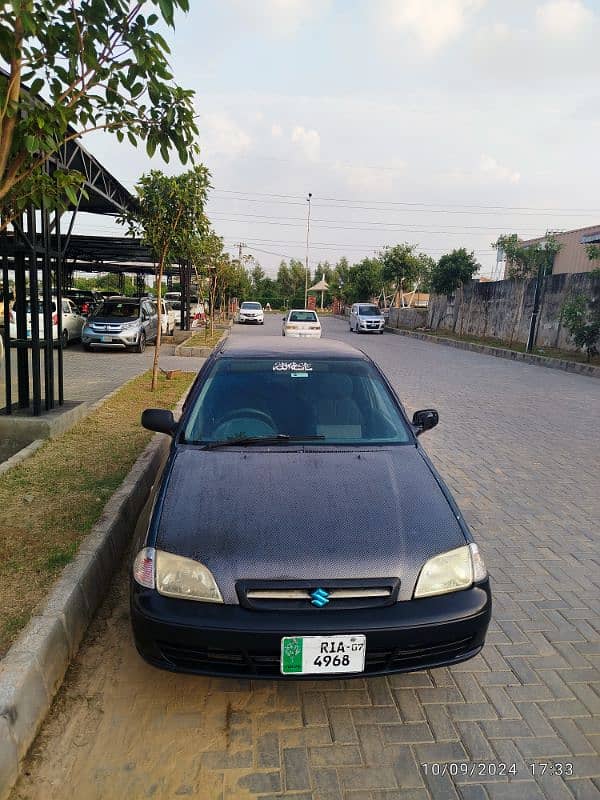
[131,337,491,678]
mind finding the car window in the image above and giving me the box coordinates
[289,311,318,323]
[21,300,57,313]
[93,301,139,317]
[183,358,411,445]
[241,302,262,310]
[358,305,382,316]
[62,300,71,313]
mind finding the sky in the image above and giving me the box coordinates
[81,0,600,278]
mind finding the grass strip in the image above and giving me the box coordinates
[0,370,195,656]
[184,329,225,349]
[395,327,600,367]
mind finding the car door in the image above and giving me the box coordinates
[145,301,158,341]
[62,299,84,339]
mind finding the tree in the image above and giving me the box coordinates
[493,233,561,346]
[188,229,224,336]
[250,263,265,295]
[122,166,210,390]
[430,249,479,295]
[346,257,382,303]
[0,1,198,230]
[380,243,421,306]
[561,294,600,362]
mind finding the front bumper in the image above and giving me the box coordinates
[82,329,141,348]
[131,581,491,678]
[358,322,385,332]
[239,315,263,324]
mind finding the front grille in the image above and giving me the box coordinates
[89,322,124,333]
[157,635,477,677]
[237,579,400,611]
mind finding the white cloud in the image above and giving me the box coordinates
[226,0,330,37]
[201,112,252,158]
[376,0,485,52]
[536,0,593,38]
[271,123,283,137]
[480,154,521,184]
[291,126,320,161]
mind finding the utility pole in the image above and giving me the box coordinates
[304,192,312,308]
[236,241,246,265]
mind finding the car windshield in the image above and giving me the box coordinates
[242,302,262,310]
[289,311,317,323]
[94,301,139,317]
[20,300,57,313]
[183,357,411,446]
[359,305,382,316]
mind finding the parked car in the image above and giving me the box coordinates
[282,309,321,338]
[9,297,84,346]
[63,288,101,316]
[131,336,491,678]
[167,292,205,327]
[159,298,176,336]
[235,301,264,325]
[349,303,385,334]
[81,296,158,352]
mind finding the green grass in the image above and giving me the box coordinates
[0,370,195,656]
[184,329,225,349]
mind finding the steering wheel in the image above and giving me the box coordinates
[212,407,277,439]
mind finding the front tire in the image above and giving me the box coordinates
[62,329,69,348]
[136,332,146,354]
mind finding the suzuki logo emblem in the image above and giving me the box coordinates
[311,588,330,607]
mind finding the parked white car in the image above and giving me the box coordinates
[282,309,322,338]
[236,301,264,324]
[159,298,176,336]
[349,303,385,334]
[9,297,84,346]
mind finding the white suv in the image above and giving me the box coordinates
[236,301,264,324]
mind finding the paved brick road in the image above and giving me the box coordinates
[12,315,600,800]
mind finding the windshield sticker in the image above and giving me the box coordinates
[273,361,313,372]
[291,372,309,378]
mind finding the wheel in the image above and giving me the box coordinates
[83,343,92,352]
[62,329,69,348]
[136,331,146,353]
[260,321,264,325]
[379,329,384,335]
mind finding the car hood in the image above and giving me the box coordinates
[155,446,467,603]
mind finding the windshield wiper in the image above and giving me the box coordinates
[201,434,325,451]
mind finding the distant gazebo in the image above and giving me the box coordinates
[308,275,330,310]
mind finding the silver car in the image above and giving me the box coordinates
[349,303,385,334]
[82,296,158,352]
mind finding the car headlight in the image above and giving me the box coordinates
[133,547,223,602]
[413,544,487,599]
[121,320,139,329]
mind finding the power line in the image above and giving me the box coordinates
[211,188,600,215]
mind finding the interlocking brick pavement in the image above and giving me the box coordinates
[11,315,600,800]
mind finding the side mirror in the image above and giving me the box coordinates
[142,408,176,436]
[412,408,439,436]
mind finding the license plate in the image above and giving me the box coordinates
[281,634,366,675]
[101,335,112,343]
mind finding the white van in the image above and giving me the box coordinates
[349,303,385,334]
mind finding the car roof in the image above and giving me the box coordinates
[219,336,368,361]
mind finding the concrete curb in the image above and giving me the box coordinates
[174,328,228,358]
[385,326,600,379]
[0,429,173,800]
[0,439,45,477]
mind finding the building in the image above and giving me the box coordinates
[504,225,600,277]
